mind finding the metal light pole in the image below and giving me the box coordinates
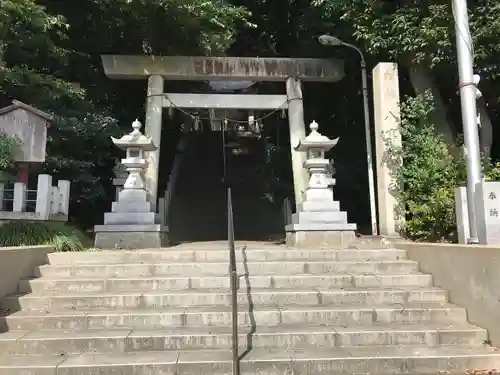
[318,34,378,236]
[452,0,482,244]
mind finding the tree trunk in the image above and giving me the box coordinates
[405,61,455,144]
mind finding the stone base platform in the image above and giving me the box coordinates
[94,224,169,249]
[285,223,356,248]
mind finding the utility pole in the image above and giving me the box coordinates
[452,0,482,244]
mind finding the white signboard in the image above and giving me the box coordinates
[475,181,500,244]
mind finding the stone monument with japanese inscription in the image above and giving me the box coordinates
[373,63,403,237]
[94,119,169,249]
[285,120,356,248]
[475,180,500,244]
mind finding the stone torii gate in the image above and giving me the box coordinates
[101,55,345,212]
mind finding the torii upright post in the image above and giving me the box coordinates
[144,75,164,212]
[286,78,308,209]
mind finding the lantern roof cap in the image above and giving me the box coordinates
[111,119,157,151]
[295,120,339,152]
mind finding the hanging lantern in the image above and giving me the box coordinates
[281,108,287,119]
[168,106,174,119]
[248,115,255,131]
[193,114,200,132]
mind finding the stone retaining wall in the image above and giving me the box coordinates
[399,242,500,346]
[0,245,53,300]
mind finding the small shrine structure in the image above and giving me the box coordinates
[0,100,71,222]
[0,100,52,184]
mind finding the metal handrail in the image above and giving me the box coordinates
[227,187,239,375]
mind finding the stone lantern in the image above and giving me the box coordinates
[111,119,155,192]
[295,121,339,202]
[94,119,169,249]
[285,120,356,248]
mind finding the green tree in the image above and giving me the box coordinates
[387,92,500,241]
[0,0,121,228]
[314,0,500,73]
[385,92,463,241]
[0,0,250,228]
[313,0,500,148]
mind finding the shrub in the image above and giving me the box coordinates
[0,131,21,175]
[0,220,88,251]
[386,91,500,242]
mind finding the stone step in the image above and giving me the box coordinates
[1,287,447,311]
[0,324,487,355]
[19,273,434,294]
[35,260,420,278]
[2,303,467,331]
[1,346,499,375]
[47,248,407,264]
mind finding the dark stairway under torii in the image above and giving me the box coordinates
[168,131,285,243]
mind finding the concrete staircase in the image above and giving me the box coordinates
[169,132,284,243]
[0,242,499,374]
[169,133,227,242]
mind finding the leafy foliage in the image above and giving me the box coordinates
[386,92,500,242]
[0,0,250,229]
[38,114,121,229]
[0,0,79,107]
[0,220,88,251]
[0,131,20,171]
[314,0,500,124]
[315,0,500,73]
[315,0,454,66]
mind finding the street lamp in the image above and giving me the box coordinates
[318,34,378,236]
[318,35,343,47]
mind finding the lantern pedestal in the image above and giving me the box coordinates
[94,120,169,249]
[94,224,169,249]
[285,121,356,248]
[285,225,356,248]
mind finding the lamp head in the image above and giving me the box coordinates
[318,34,343,46]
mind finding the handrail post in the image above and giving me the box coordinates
[227,187,239,375]
[283,197,293,226]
